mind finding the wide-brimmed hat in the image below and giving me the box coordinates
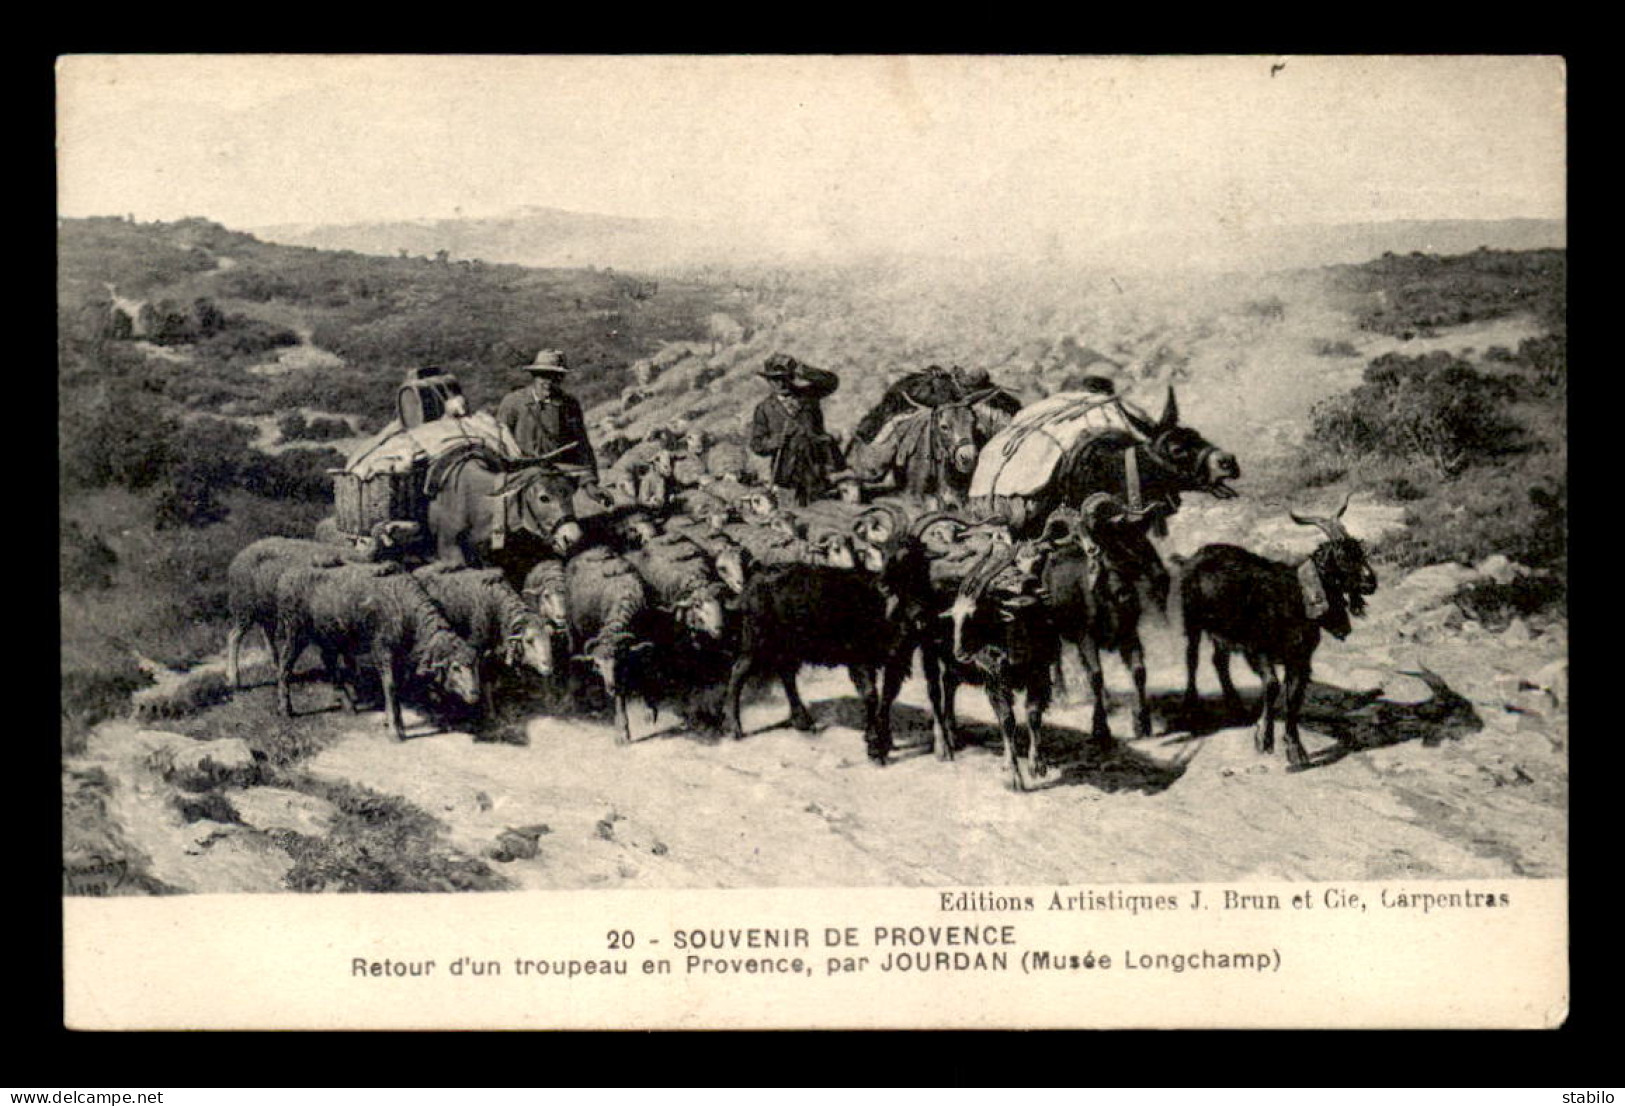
[758,352,800,380]
[524,349,570,374]
[952,365,991,389]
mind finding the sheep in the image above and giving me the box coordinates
[226,536,345,690]
[412,564,556,720]
[725,562,917,764]
[272,561,481,741]
[1177,494,1379,770]
[525,548,657,746]
[624,530,729,645]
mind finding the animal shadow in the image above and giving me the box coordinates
[1296,667,1482,769]
[1023,723,1189,795]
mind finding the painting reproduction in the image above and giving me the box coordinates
[57,55,1567,1029]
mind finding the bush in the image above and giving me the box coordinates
[59,382,179,492]
[60,519,118,592]
[132,671,233,722]
[1452,574,1567,629]
[241,447,346,502]
[278,412,352,443]
[1309,351,1522,476]
[61,660,151,736]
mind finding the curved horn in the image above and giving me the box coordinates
[1334,490,1352,520]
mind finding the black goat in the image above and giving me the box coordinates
[936,542,1060,792]
[1040,495,1170,747]
[724,563,913,764]
[1178,494,1378,770]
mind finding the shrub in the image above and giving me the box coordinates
[59,380,179,493]
[1451,574,1567,629]
[241,447,346,502]
[1311,338,1360,358]
[61,658,151,738]
[1309,351,1522,476]
[60,519,118,592]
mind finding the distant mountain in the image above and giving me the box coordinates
[253,205,803,272]
[1103,217,1569,273]
[254,206,1567,275]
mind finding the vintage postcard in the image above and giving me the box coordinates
[58,54,1567,1029]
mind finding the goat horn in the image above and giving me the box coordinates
[1334,491,1352,520]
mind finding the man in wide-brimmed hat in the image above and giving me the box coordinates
[497,349,601,489]
[748,352,847,506]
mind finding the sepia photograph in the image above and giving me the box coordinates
[57,54,1567,1028]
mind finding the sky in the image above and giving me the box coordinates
[57,55,1566,258]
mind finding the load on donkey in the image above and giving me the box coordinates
[846,365,1024,506]
[967,380,1241,536]
[323,367,586,578]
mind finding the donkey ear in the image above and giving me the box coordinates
[1158,386,1180,430]
[1121,405,1158,438]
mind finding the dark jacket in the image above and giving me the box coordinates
[750,380,844,501]
[496,384,598,477]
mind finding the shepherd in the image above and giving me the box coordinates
[748,353,848,507]
[497,349,604,498]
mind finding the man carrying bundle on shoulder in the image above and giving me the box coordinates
[748,352,850,507]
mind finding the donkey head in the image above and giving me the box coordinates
[934,402,982,475]
[1122,387,1241,499]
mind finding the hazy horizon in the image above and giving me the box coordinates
[58,55,1565,266]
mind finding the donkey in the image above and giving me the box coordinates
[1177,493,1379,770]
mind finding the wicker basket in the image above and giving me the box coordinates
[331,464,424,536]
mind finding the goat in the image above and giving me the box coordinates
[273,562,481,741]
[1177,493,1378,770]
[1039,495,1170,747]
[883,516,1058,788]
[725,563,914,764]
[939,543,1061,791]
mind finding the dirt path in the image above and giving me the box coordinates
[286,598,1562,893]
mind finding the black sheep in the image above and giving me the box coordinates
[724,563,914,764]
